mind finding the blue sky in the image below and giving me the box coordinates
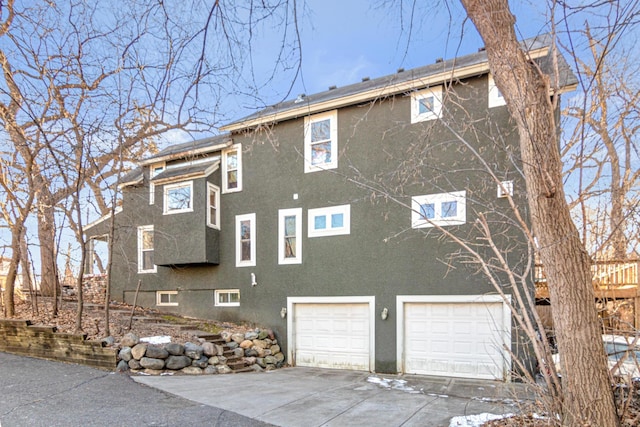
[217,0,552,126]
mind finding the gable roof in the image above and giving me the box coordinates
[151,159,220,185]
[141,133,232,166]
[221,33,577,132]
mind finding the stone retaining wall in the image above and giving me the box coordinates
[116,329,286,375]
[0,319,117,369]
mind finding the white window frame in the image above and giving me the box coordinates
[304,110,338,173]
[235,213,256,267]
[411,191,466,228]
[222,143,242,193]
[411,86,443,123]
[215,289,240,307]
[207,183,221,229]
[163,180,193,214]
[137,225,156,273]
[156,291,178,306]
[149,163,165,205]
[308,204,350,237]
[278,208,302,264]
[497,180,514,198]
[488,74,507,108]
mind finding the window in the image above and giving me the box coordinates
[222,144,242,193]
[304,110,338,173]
[149,163,165,205]
[137,225,156,273]
[215,289,240,307]
[278,208,302,264]
[207,183,220,229]
[488,74,507,108]
[411,86,443,123]
[411,191,466,228]
[497,180,513,198]
[235,213,256,267]
[163,181,193,214]
[308,204,350,237]
[156,291,178,306]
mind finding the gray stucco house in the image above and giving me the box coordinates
[85,34,577,380]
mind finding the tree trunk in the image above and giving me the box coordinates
[460,1,619,425]
[37,198,60,300]
[2,234,21,317]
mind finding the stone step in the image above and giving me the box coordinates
[227,360,247,371]
[131,316,166,324]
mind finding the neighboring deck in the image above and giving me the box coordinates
[535,260,640,328]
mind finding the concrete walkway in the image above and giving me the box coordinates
[134,367,535,427]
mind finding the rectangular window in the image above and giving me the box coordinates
[278,208,302,264]
[207,183,220,229]
[156,291,178,306]
[304,110,338,173]
[497,180,514,198]
[488,74,507,108]
[163,181,193,214]
[411,191,466,228]
[137,225,156,273]
[149,163,165,205]
[235,213,256,267]
[222,143,242,193]
[215,289,240,307]
[308,204,350,237]
[411,86,443,123]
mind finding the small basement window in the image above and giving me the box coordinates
[215,289,240,307]
[157,291,178,306]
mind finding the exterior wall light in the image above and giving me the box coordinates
[251,273,257,287]
[381,307,389,320]
[280,307,287,319]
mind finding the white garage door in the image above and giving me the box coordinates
[402,300,508,380]
[293,302,371,371]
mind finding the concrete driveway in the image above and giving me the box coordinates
[134,367,534,427]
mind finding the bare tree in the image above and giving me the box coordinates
[460,1,619,425]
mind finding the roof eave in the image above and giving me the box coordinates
[140,140,232,166]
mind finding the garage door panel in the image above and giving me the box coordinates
[404,301,507,380]
[294,302,371,371]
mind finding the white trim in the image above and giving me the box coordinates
[215,289,240,307]
[163,180,193,214]
[140,140,232,165]
[497,180,514,198]
[149,163,165,205]
[235,213,256,267]
[304,110,338,173]
[411,86,443,123]
[207,183,221,229]
[395,294,512,381]
[488,74,507,108]
[287,296,376,371]
[278,208,302,264]
[411,191,466,228]
[137,225,156,273]
[308,204,350,237]
[156,290,178,306]
[222,143,242,193]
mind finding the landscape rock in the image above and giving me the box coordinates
[184,342,204,359]
[165,355,191,370]
[101,336,115,347]
[257,330,269,340]
[220,330,232,342]
[143,368,164,375]
[116,360,129,372]
[244,348,258,357]
[140,357,165,370]
[192,355,209,368]
[256,358,266,368]
[264,355,277,365]
[226,341,239,350]
[145,345,169,359]
[274,352,285,363]
[270,344,281,354]
[202,342,216,356]
[240,340,253,349]
[128,359,142,370]
[216,365,232,374]
[118,347,132,362]
[231,333,245,343]
[181,366,203,375]
[252,339,268,349]
[121,332,140,348]
[233,348,244,358]
[165,342,184,356]
[244,356,256,365]
[204,365,217,375]
[245,331,259,340]
[207,356,219,365]
[131,343,148,360]
[251,364,264,372]
[215,344,224,356]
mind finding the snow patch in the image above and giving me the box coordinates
[140,335,172,344]
[366,376,422,394]
[449,413,513,427]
